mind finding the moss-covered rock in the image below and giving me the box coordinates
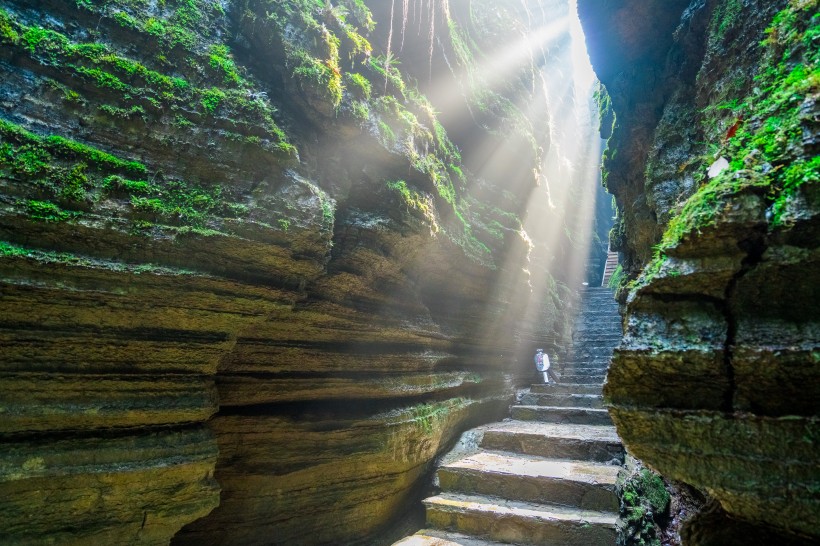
[0,0,603,543]
[582,0,820,542]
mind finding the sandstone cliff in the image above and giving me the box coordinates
[579,0,818,542]
[0,1,604,543]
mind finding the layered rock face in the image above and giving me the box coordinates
[0,1,604,544]
[579,0,819,542]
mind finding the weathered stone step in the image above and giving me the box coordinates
[560,350,612,368]
[573,327,621,335]
[563,348,617,356]
[574,316,619,324]
[519,392,603,408]
[568,335,621,343]
[480,421,623,463]
[556,364,611,371]
[579,300,617,305]
[530,383,602,395]
[578,304,618,311]
[558,374,606,385]
[574,311,620,318]
[564,339,620,346]
[510,406,612,426]
[578,291,617,299]
[559,368,609,374]
[558,365,610,373]
[423,493,617,546]
[561,348,616,355]
[437,450,619,511]
[573,328,621,335]
[395,529,507,545]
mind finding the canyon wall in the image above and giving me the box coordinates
[0,1,603,544]
[579,0,818,543]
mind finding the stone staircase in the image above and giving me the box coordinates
[601,249,620,287]
[394,287,623,546]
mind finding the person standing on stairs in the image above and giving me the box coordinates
[534,348,558,384]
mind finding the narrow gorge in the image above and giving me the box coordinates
[0,1,817,545]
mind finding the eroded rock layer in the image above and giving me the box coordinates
[0,0,604,544]
[579,0,819,542]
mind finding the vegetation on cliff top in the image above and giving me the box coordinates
[629,0,818,294]
[0,0,549,267]
[0,4,294,154]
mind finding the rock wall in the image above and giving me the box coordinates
[0,1,603,544]
[579,0,819,543]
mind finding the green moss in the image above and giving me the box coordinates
[409,400,460,434]
[0,8,18,44]
[103,175,150,194]
[770,156,820,226]
[619,467,669,546]
[710,0,743,42]
[377,120,396,146]
[346,72,371,100]
[99,104,146,119]
[292,49,343,107]
[24,200,79,222]
[57,162,91,201]
[607,264,625,290]
[1,7,292,150]
[387,180,430,215]
[662,1,818,254]
[200,87,225,114]
[0,119,146,174]
[349,100,370,121]
[130,179,220,226]
[0,239,200,274]
[339,0,375,32]
[208,44,243,85]
[369,53,404,97]
[0,119,232,228]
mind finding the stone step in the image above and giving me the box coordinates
[564,347,617,354]
[556,364,611,371]
[578,305,618,312]
[437,450,619,511]
[510,406,612,426]
[530,383,602,395]
[480,421,624,463]
[574,311,619,317]
[558,364,611,372]
[560,370,606,378]
[519,392,603,408]
[558,374,606,385]
[560,352,616,360]
[578,293,616,300]
[559,346,617,353]
[560,363,610,369]
[395,529,507,546]
[569,335,622,342]
[423,493,617,546]
[559,368,609,374]
[573,326,621,334]
[565,338,620,345]
[573,327,621,335]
